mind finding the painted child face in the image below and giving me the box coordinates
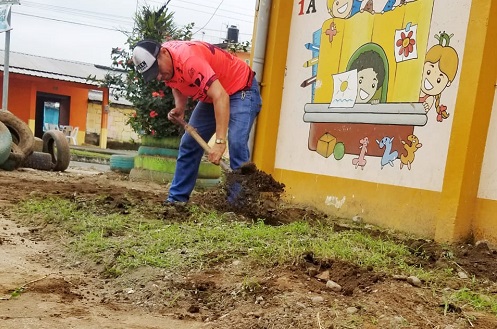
[356,68,378,103]
[421,62,450,96]
[328,0,354,18]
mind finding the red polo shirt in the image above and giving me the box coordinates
[162,41,253,103]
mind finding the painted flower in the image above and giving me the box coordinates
[152,91,160,97]
[396,31,416,57]
[150,111,158,118]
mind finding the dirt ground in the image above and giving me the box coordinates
[1,163,497,329]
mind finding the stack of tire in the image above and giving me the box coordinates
[0,111,70,172]
[129,135,222,189]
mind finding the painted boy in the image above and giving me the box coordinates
[349,50,386,104]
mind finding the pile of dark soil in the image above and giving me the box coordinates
[192,163,323,225]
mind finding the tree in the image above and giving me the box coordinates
[96,1,194,139]
[90,1,252,140]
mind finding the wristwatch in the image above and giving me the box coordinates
[215,138,226,144]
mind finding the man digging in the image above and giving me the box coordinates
[132,39,262,204]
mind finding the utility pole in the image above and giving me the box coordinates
[0,0,20,112]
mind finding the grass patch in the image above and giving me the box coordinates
[445,288,497,315]
[12,197,497,315]
[70,149,112,160]
[14,198,436,276]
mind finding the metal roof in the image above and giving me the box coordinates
[88,89,133,107]
[0,49,118,86]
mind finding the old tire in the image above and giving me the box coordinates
[110,154,135,173]
[0,121,12,165]
[22,151,53,171]
[0,142,24,171]
[129,168,174,184]
[0,110,34,157]
[134,155,221,179]
[42,130,70,171]
[140,135,181,148]
[137,146,179,158]
[33,137,44,152]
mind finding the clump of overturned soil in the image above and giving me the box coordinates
[192,163,323,225]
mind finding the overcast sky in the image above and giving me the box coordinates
[0,0,256,66]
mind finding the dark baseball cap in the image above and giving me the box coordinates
[132,40,161,82]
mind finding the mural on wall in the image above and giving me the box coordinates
[298,0,459,172]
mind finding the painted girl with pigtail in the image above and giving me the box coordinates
[419,32,459,122]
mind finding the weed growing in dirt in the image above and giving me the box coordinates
[10,287,25,298]
[446,288,497,314]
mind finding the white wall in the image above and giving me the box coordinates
[478,86,497,200]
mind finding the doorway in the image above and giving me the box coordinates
[35,92,70,138]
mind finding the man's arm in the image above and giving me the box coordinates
[168,88,188,120]
[206,79,229,165]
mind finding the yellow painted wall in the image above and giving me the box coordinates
[474,199,497,244]
[435,0,497,243]
[252,0,293,172]
[254,0,497,245]
[87,103,140,143]
[274,168,439,237]
[475,83,497,243]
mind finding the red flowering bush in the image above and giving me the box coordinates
[95,2,195,138]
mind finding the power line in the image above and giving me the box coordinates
[192,0,224,37]
[147,0,255,19]
[11,10,252,37]
[22,0,134,24]
[201,27,251,37]
[169,4,253,24]
[182,0,254,14]
[12,1,253,40]
[12,12,132,33]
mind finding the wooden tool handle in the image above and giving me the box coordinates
[172,116,231,172]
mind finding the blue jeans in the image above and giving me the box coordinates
[167,76,262,202]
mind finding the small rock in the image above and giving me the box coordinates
[255,296,264,304]
[232,260,241,266]
[407,276,422,287]
[458,271,469,279]
[296,302,306,308]
[311,296,325,304]
[346,307,359,314]
[352,216,363,224]
[315,270,330,281]
[393,275,408,281]
[307,267,319,277]
[475,240,489,251]
[326,280,342,292]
